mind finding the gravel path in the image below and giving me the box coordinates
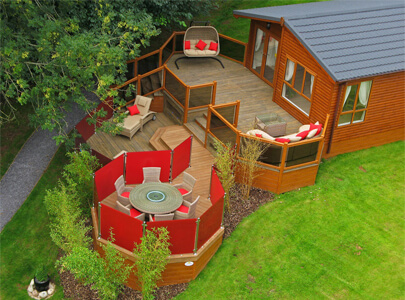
[0,91,98,231]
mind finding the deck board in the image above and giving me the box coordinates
[166,54,302,134]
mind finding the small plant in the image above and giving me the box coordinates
[213,139,237,211]
[34,265,48,282]
[238,136,268,200]
[134,227,171,300]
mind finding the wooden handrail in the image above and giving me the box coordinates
[189,82,215,89]
[112,76,138,90]
[218,33,247,46]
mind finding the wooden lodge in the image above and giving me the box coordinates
[234,0,405,158]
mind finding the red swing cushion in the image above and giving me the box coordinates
[184,40,191,50]
[195,39,207,51]
[209,42,218,51]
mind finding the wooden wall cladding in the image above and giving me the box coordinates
[278,165,319,194]
[327,71,405,156]
[273,27,335,125]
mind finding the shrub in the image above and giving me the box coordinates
[213,139,237,211]
[238,137,267,200]
[58,233,131,300]
[134,227,171,300]
[44,181,91,254]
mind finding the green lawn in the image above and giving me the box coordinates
[0,145,68,299]
[177,141,405,299]
[0,104,35,179]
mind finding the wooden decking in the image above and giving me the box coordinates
[167,54,302,134]
[100,126,215,218]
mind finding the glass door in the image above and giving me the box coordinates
[251,25,279,86]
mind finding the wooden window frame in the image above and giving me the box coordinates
[281,57,316,115]
[338,80,373,127]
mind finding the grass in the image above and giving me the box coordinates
[0,145,68,299]
[0,104,36,179]
[208,0,326,42]
[176,141,405,299]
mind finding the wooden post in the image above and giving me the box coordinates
[234,100,241,127]
[205,105,213,147]
[276,143,289,194]
[183,86,190,124]
[212,81,217,105]
[193,218,201,254]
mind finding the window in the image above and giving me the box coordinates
[338,80,372,126]
[282,59,314,115]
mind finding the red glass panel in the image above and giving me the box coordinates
[95,155,124,202]
[146,219,196,255]
[210,168,225,205]
[125,151,171,184]
[197,197,224,249]
[172,136,192,180]
[100,203,143,251]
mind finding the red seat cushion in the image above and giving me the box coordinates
[121,191,130,198]
[209,42,218,51]
[296,130,309,140]
[177,205,189,213]
[130,209,142,218]
[178,188,189,195]
[309,123,323,135]
[184,40,191,50]
[195,39,207,51]
[255,133,263,138]
[128,104,140,116]
[275,138,290,143]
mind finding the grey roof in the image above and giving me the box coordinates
[234,1,405,82]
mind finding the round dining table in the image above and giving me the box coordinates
[129,182,183,214]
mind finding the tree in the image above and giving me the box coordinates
[0,0,216,144]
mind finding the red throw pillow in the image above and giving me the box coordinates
[309,123,323,135]
[178,188,189,195]
[128,105,140,116]
[209,42,218,51]
[121,192,130,198]
[275,138,290,143]
[255,133,263,138]
[184,40,191,50]
[177,205,189,213]
[130,209,142,218]
[296,130,309,140]
[195,39,207,51]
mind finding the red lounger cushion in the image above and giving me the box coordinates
[195,39,207,51]
[128,105,140,116]
[177,205,189,213]
[255,133,263,138]
[121,192,130,198]
[209,42,218,51]
[130,209,142,218]
[184,40,191,50]
[177,188,189,195]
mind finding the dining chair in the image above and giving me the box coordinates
[114,175,132,206]
[149,213,174,222]
[116,201,145,221]
[173,172,196,202]
[142,167,161,183]
[174,195,200,220]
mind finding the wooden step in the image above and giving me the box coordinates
[161,126,191,149]
[184,121,206,146]
[149,127,169,150]
[195,116,207,130]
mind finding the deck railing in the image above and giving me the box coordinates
[205,102,330,193]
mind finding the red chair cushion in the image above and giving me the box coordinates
[275,138,290,143]
[121,192,130,198]
[209,42,218,51]
[130,209,142,218]
[195,39,207,51]
[177,205,189,213]
[184,40,191,50]
[178,188,189,195]
[128,105,140,116]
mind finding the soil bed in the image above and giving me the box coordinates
[60,184,274,299]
